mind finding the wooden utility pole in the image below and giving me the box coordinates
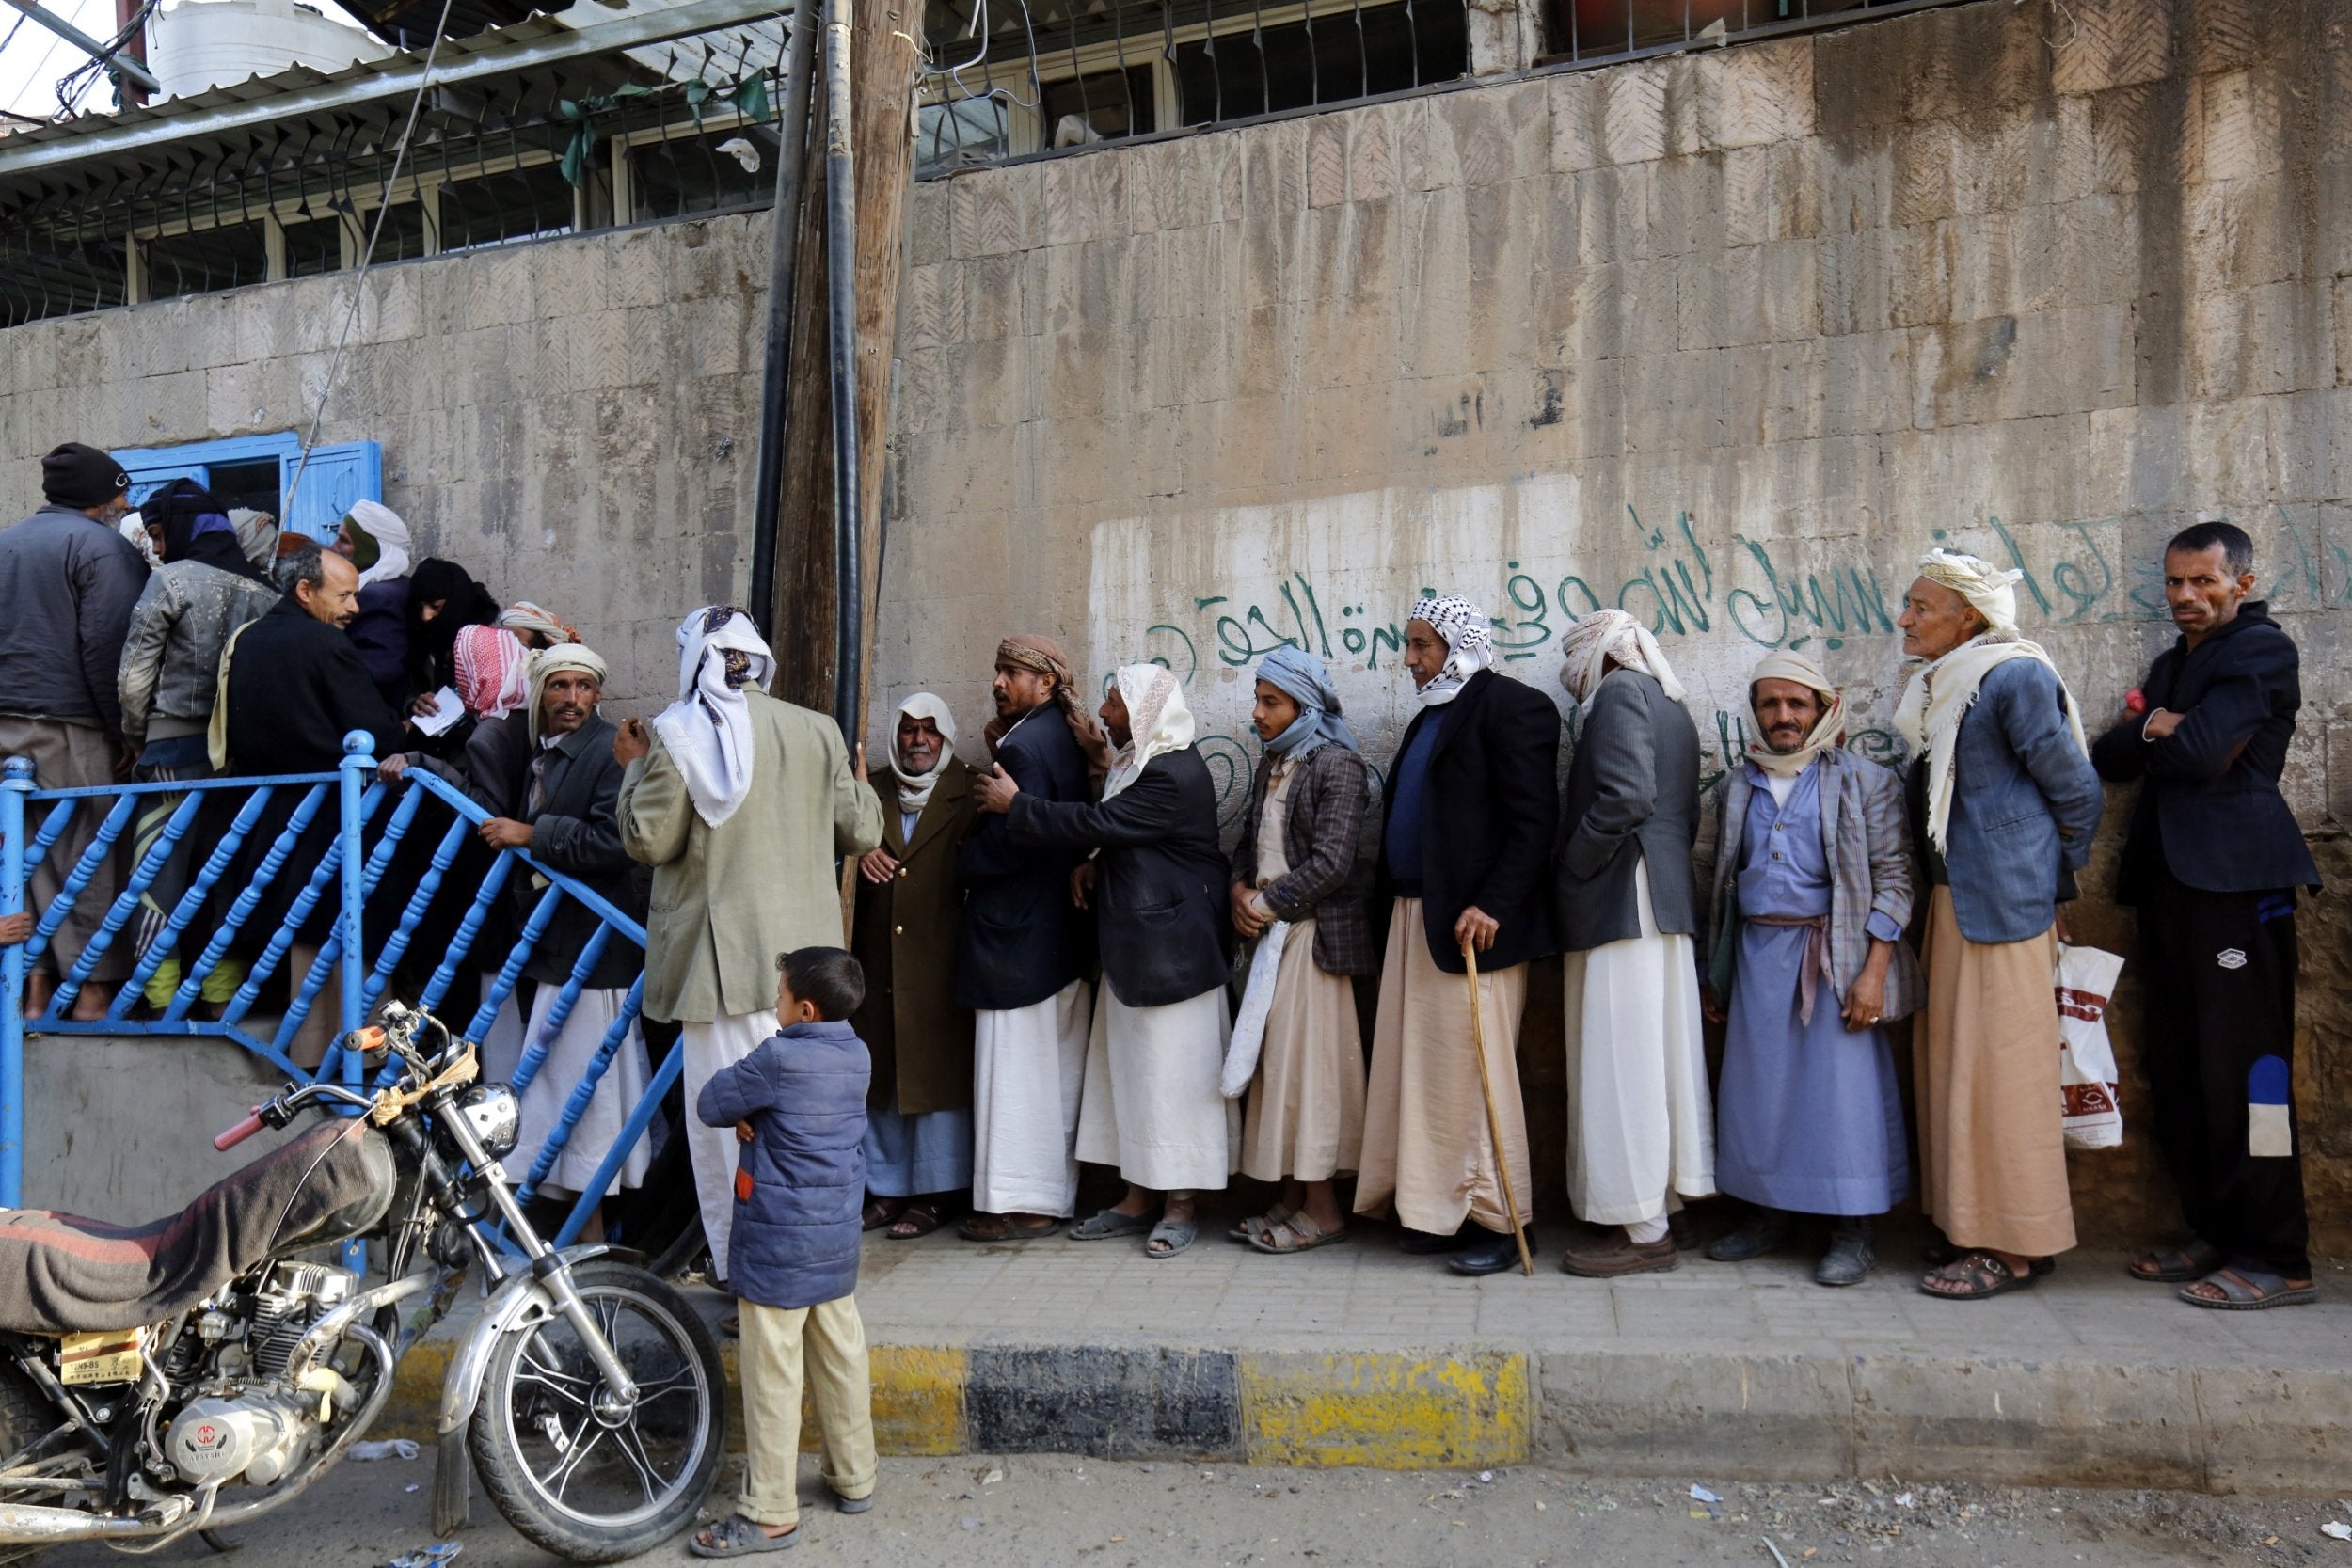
[764,0,920,739]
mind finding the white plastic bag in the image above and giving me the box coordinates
[1221,921,1290,1099]
[2056,942,2126,1151]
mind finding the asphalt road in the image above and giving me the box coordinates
[43,1454,2352,1567]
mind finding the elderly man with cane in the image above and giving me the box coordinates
[1897,549,2103,1301]
[1702,651,1921,1286]
[1355,596,1557,1277]
[1552,608,1713,1277]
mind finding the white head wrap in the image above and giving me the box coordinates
[498,601,580,645]
[119,515,160,568]
[649,606,776,827]
[1744,649,1846,780]
[891,693,960,816]
[1894,549,2088,853]
[1406,595,1496,707]
[527,643,610,746]
[1103,664,1195,800]
[342,499,412,588]
[1558,608,1690,705]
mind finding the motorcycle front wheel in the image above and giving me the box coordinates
[469,1261,725,1562]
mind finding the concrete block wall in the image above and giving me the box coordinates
[0,216,771,714]
[882,0,2352,1250]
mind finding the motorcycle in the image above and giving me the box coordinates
[0,1002,724,1563]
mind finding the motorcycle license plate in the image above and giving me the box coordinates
[58,1329,143,1386]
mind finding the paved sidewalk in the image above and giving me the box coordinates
[381,1220,2350,1494]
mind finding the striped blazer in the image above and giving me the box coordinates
[1230,742,1379,976]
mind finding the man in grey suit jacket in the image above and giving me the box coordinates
[1552,610,1714,1278]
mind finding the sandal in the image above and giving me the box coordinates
[1069,1207,1155,1241]
[2178,1267,2317,1311]
[690,1515,798,1556]
[2129,1241,2223,1283]
[958,1212,1063,1242]
[1146,1217,1197,1259]
[886,1199,950,1240]
[861,1196,906,1233]
[1923,1237,2055,1276]
[1229,1203,1296,1244]
[1918,1251,2041,1301]
[1250,1212,1348,1256]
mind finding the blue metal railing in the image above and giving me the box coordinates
[0,733,661,1246]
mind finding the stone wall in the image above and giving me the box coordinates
[882,0,2352,1249]
[0,215,773,711]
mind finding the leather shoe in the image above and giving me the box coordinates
[1706,1209,1793,1263]
[1816,1220,1875,1287]
[1398,1226,1469,1255]
[1447,1228,1532,1275]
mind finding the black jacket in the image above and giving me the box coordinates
[2090,601,2321,899]
[1378,668,1561,973]
[1008,747,1232,1008]
[515,714,651,990]
[224,597,407,947]
[0,503,150,739]
[955,704,1093,1010]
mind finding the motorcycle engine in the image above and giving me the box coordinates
[167,1261,358,1486]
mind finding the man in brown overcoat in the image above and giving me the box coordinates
[851,694,980,1238]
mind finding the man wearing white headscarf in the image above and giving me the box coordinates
[1355,596,1560,1278]
[617,606,882,1285]
[464,643,654,1230]
[1701,650,1922,1287]
[977,664,1236,1259]
[1553,608,1713,1277]
[850,695,982,1239]
[1894,550,2102,1303]
[331,499,416,717]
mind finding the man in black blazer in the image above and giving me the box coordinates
[980,663,1236,1259]
[1354,595,1559,1276]
[956,635,1106,1242]
[2091,523,2322,1311]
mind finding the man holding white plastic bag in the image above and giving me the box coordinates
[2091,522,2321,1311]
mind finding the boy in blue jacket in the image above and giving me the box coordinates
[690,946,877,1557]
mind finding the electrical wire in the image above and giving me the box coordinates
[51,0,160,117]
[282,0,460,520]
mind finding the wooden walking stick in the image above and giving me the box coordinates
[1461,936,1534,1276]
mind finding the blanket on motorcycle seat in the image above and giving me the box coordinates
[0,1121,395,1334]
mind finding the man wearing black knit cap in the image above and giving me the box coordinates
[0,442,151,1020]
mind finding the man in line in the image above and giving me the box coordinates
[1552,608,1713,1276]
[1355,596,1558,1277]
[978,664,1236,1259]
[118,479,278,1012]
[222,546,406,1064]
[851,695,981,1239]
[476,642,653,1237]
[955,636,1108,1243]
[1898,548,2103,1301]
[2092,523,2322,1310]
[0,443,149,1020]
[1703,651,1920,1286]
[332,499,415,717]
[618,606,881,1288]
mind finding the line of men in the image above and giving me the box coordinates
[805,527,2317,1307]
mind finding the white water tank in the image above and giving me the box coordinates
[149,0,390,100]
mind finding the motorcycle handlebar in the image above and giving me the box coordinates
[214,1112,266,1151]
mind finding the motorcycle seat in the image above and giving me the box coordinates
[0,1121,396,1336]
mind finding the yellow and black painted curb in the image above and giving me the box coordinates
[379,1340,1532,1468]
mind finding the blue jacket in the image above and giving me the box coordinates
[1909,657,2105,945]
[2089,603,2320,899]
[695,1020,869,1310]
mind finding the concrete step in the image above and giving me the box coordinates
[373,1223,2350,1496]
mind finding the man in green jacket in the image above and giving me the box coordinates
[617,605,882,1288]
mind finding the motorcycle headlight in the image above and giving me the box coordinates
[453,1083,520,1162]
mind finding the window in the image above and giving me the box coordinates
[918,97,1015,174]
[282,214,348,277]
[1549,0,1873,61]
[1041,64,1155,145]
[111,435,383,544]
[142,222,270,302]
[439,164,576,254]
[1174,3,1466,123]
[630,124,779,221]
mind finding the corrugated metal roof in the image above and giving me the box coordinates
[327,0,577,47]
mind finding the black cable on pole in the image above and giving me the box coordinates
[820,0,860,740]
[746,0,818,643]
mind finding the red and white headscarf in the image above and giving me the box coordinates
[453,625,532,719]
